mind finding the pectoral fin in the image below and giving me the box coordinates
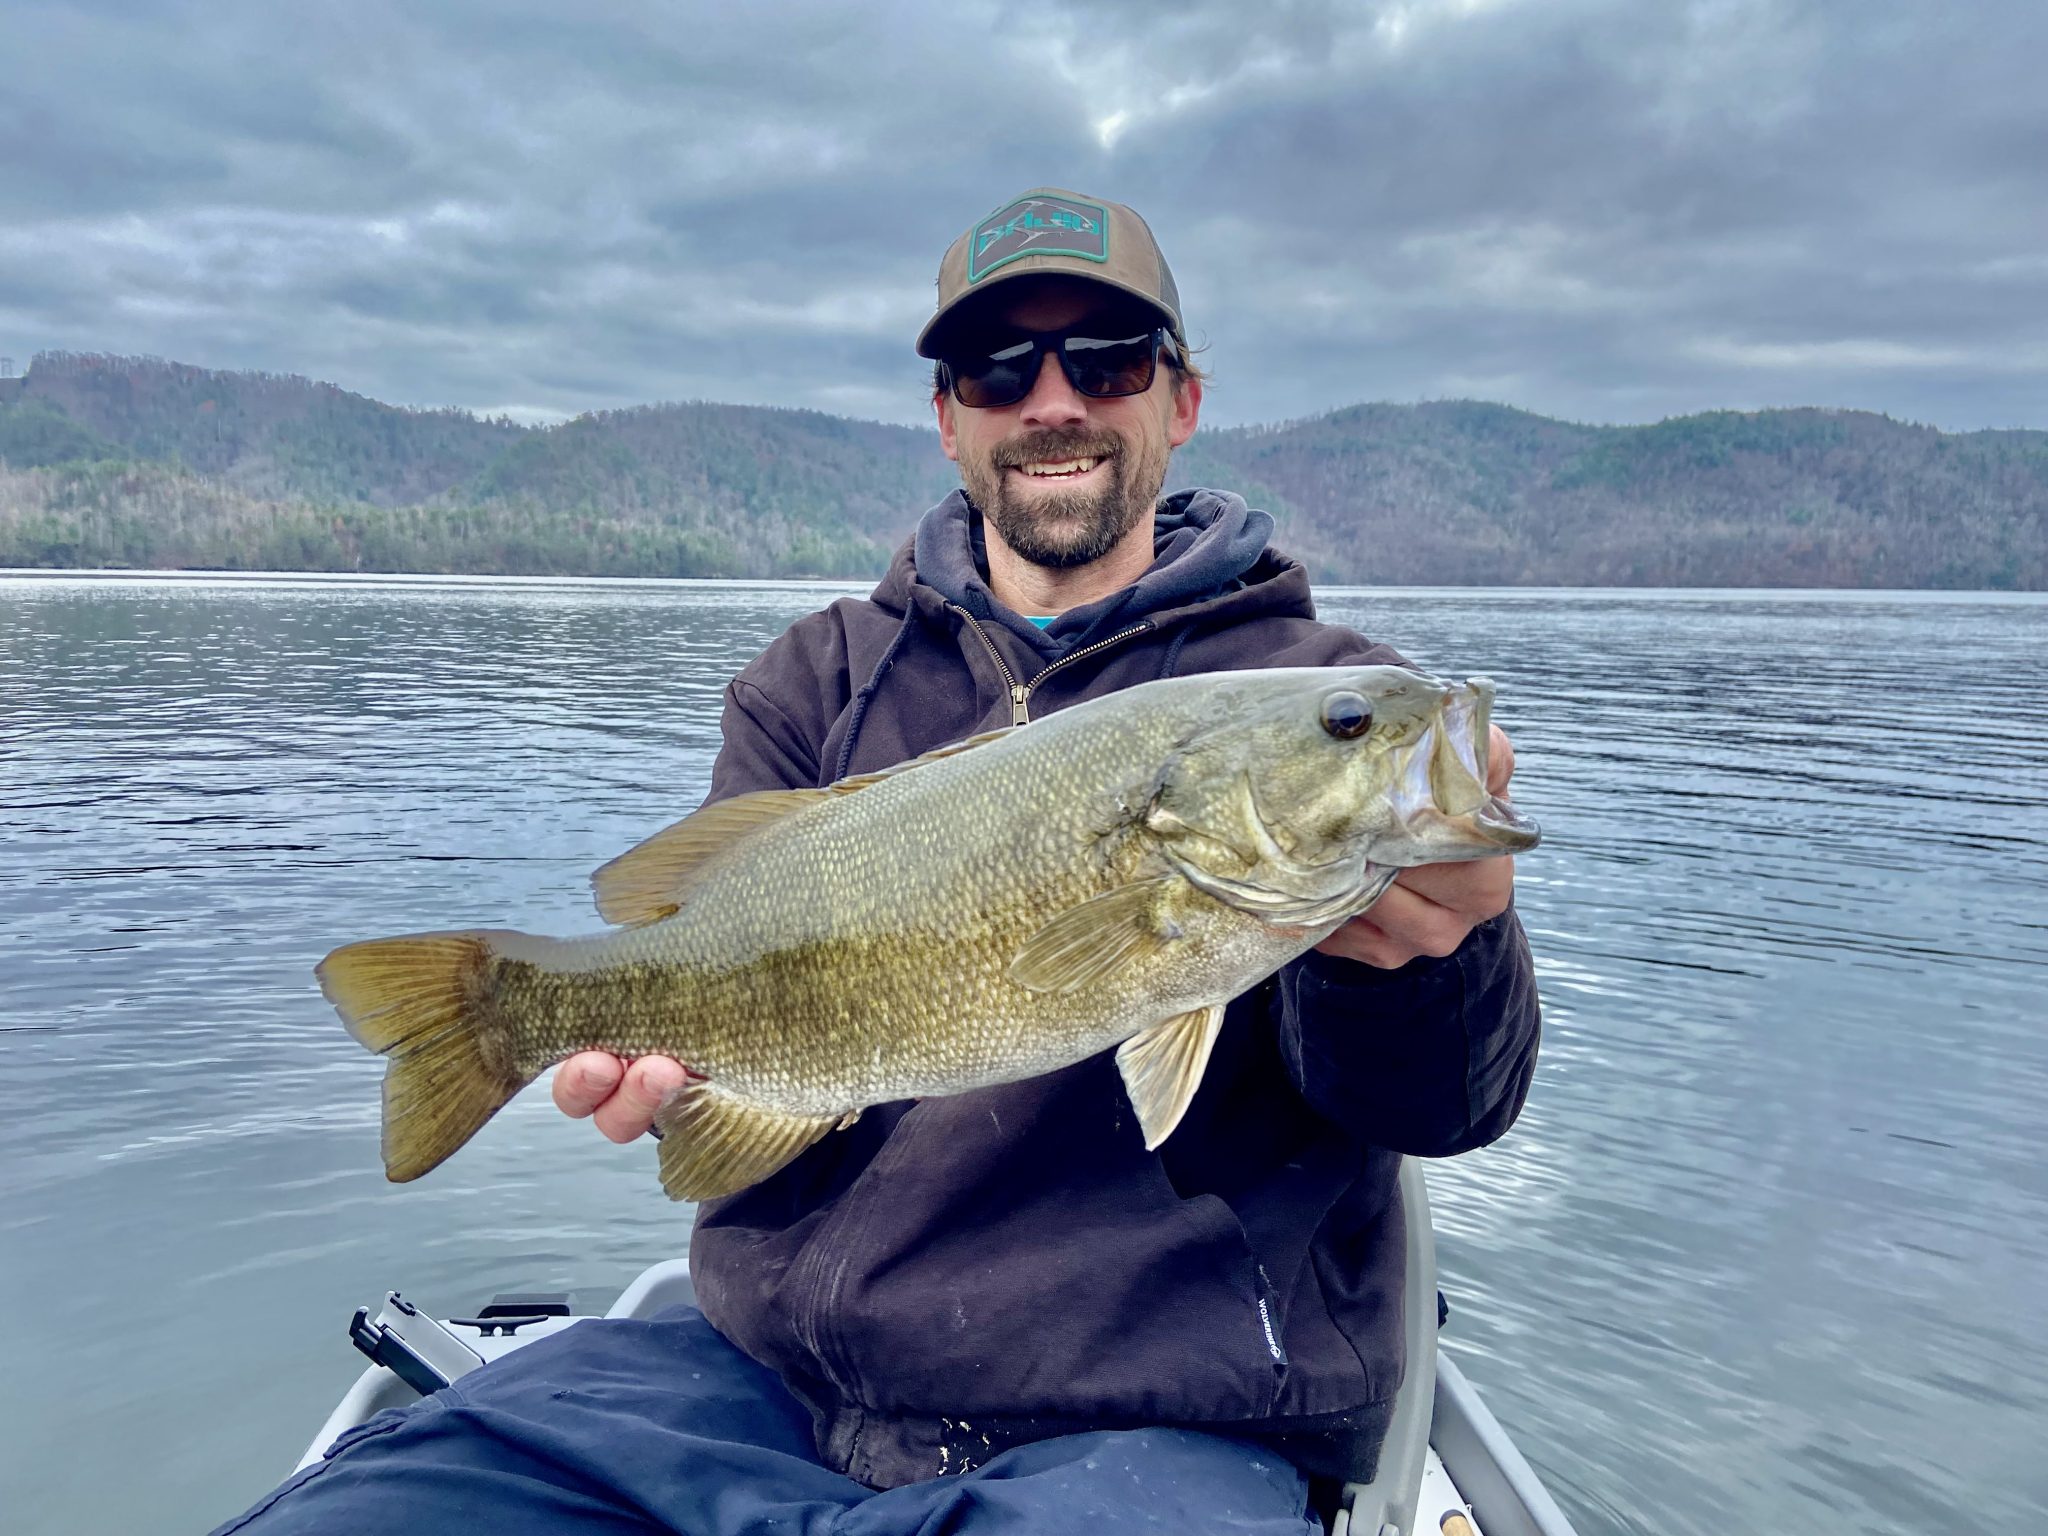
[1115,1003,1226,1150]
[652,1080,840,1202]
[1007,879,1183,995]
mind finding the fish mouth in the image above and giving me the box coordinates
[1472,792,1541,851]
[1392,676,1541,855]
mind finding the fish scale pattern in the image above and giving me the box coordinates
[479,666,1489,1130]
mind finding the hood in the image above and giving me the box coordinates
[900,487,1297,657]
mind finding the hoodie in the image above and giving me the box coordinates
[686,488,1541,1491]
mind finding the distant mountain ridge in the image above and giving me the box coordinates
[1,351,2042,587]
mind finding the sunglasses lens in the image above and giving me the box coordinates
[950,339,1038,409]
[1061,333,1157,398]
[946,330,1163,407]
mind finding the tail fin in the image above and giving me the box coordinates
[317,931,531,1183]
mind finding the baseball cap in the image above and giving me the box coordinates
[914,188,1186,359]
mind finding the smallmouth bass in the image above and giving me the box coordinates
[319,666,1539,1201]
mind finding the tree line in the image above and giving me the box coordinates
[2,352,2042,587]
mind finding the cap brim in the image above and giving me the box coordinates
[914,261,1184,358]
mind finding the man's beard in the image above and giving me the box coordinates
[962,427,1169,570]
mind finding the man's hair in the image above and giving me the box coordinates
[928,345,1211,404]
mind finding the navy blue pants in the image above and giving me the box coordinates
[212,1308,1321,1534]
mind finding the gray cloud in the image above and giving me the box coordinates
[2,0,2043,430]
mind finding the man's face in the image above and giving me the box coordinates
[934,276,1202,570]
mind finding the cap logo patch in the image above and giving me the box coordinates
[968,196,1109,283]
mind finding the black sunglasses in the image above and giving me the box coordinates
[940,326,1180,409]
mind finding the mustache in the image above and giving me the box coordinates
[991,431,1122,470]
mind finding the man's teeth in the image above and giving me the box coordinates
[1017,457,1103,477]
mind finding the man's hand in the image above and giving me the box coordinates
[553,1052,689,1142]
[1313,723,1519,970]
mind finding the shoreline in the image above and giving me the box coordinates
[5,567,2043,601]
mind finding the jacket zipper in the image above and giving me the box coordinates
[797,607,1152,1420]
[948,605,1154,725]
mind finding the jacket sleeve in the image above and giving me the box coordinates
[1273,904,1541,1157]
[705,677,826,802]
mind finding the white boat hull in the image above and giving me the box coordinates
[298,1164,1579,1536]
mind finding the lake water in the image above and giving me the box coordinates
[2,573,2044,1535]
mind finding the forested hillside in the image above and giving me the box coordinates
[1173,402,2048,586]
[11,352,522,504]
[470,403,958,575]
[2,352,2043,586]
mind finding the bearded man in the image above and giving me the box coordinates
[213,189,1540,1536]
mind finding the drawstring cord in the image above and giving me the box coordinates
[1156,618,1196,680]
[831,604,919,783]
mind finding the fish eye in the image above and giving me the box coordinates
[1319,691,1374,740]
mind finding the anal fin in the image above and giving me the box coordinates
[653,1079,840,1202]
[1114,1003,1226,1150]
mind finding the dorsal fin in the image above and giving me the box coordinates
[591,789,830,926]
[824,726,1018,794]
[591,726,1022,927]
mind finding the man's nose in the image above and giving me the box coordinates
[1016,349,1087,429]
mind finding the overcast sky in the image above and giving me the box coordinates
[4,0,2044,430]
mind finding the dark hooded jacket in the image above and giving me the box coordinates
[687,488,1541,1491]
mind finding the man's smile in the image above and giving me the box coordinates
[1008,456,1108,483]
